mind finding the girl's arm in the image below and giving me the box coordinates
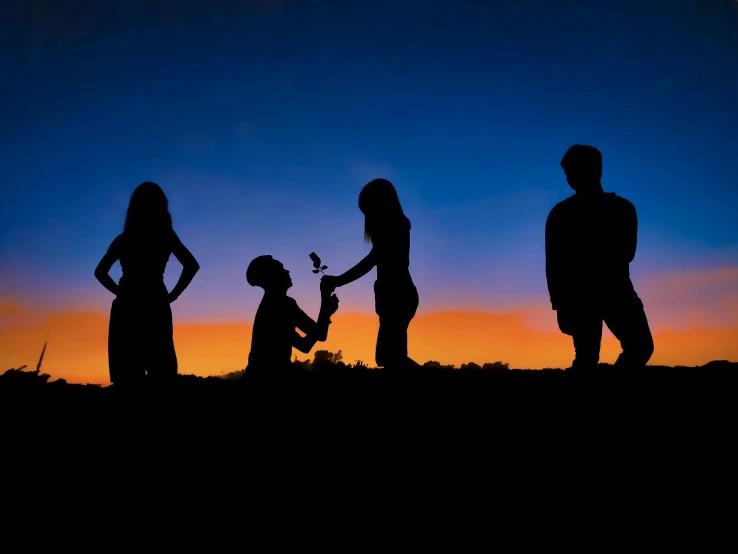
[94,236,123,296]
[333,248,376,288]
[168,232,200,303]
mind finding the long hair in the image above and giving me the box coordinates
[123,182,173,241]
[358,178,410,243]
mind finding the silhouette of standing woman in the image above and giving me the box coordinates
[322,179,420,370]
[94,182,200,385]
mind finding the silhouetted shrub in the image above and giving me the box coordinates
[423,360,456,371]
[313,350,343,365]
[221,369,246,381]
[0,365,51,384]
[482,362,509,371]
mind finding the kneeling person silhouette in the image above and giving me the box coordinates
[246,255,339,377]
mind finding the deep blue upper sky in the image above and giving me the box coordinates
[1,0,737,321]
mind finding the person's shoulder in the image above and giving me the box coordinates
[283,296,305,319]
[266,294,299,311]
[285,296,301,310]
[111,233,126,249]
[606,192,636,211]
[252,293,272,322]
[549,195,576,216]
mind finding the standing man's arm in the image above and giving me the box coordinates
[623,201,638,264]
[545,207,564,310]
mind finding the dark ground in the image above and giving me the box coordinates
[2,361,735,533]
[3,360,735,440]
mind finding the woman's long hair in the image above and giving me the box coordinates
[358,179,411,243]
[123,182,173,244]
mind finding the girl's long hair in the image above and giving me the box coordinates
[358,178,411,243]
[123,182,173,243]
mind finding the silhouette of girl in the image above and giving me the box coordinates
[94,182,200,384]
[321,179,420,370]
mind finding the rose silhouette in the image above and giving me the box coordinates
[309,252,328,275]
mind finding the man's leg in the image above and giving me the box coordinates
[603,295,654,368]
[557,309,603,369]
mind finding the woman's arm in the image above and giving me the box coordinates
[168,232,200,303]
[334,248,376,288]
[94,236,122,296]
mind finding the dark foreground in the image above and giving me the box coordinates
[2,361,736,528]
[3,360,736,433]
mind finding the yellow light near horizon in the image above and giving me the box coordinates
[2,307,737,385]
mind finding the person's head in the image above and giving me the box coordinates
[560,145,603,192]
[246,255,293,292]
[124,181,173,236]
[358,178,410,243]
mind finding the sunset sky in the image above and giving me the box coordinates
[2,1,737,383]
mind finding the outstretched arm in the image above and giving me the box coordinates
[292,294,339,353]
[94,236,123,296]
[168,232,200,303]
[334,248,377,288]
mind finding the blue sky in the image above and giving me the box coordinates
[1,0,737,322]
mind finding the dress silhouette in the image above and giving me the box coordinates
[94,182,200,384]
[322,179,420,370]
[546,145,654,369]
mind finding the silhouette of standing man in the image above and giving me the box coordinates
[546,145,654,370]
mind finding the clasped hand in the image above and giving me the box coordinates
[321,275,339,296]
[324,292,339,316]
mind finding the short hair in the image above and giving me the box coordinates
[560,144,603,176]
[246,255,274,287]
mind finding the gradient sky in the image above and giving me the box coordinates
[1,1,737,380]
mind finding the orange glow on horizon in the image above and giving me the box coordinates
[2,303,737,384]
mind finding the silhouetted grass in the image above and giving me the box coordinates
[3,358,735,403]
[2,359,734,494]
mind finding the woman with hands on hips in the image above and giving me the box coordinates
[94,182,200,385]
